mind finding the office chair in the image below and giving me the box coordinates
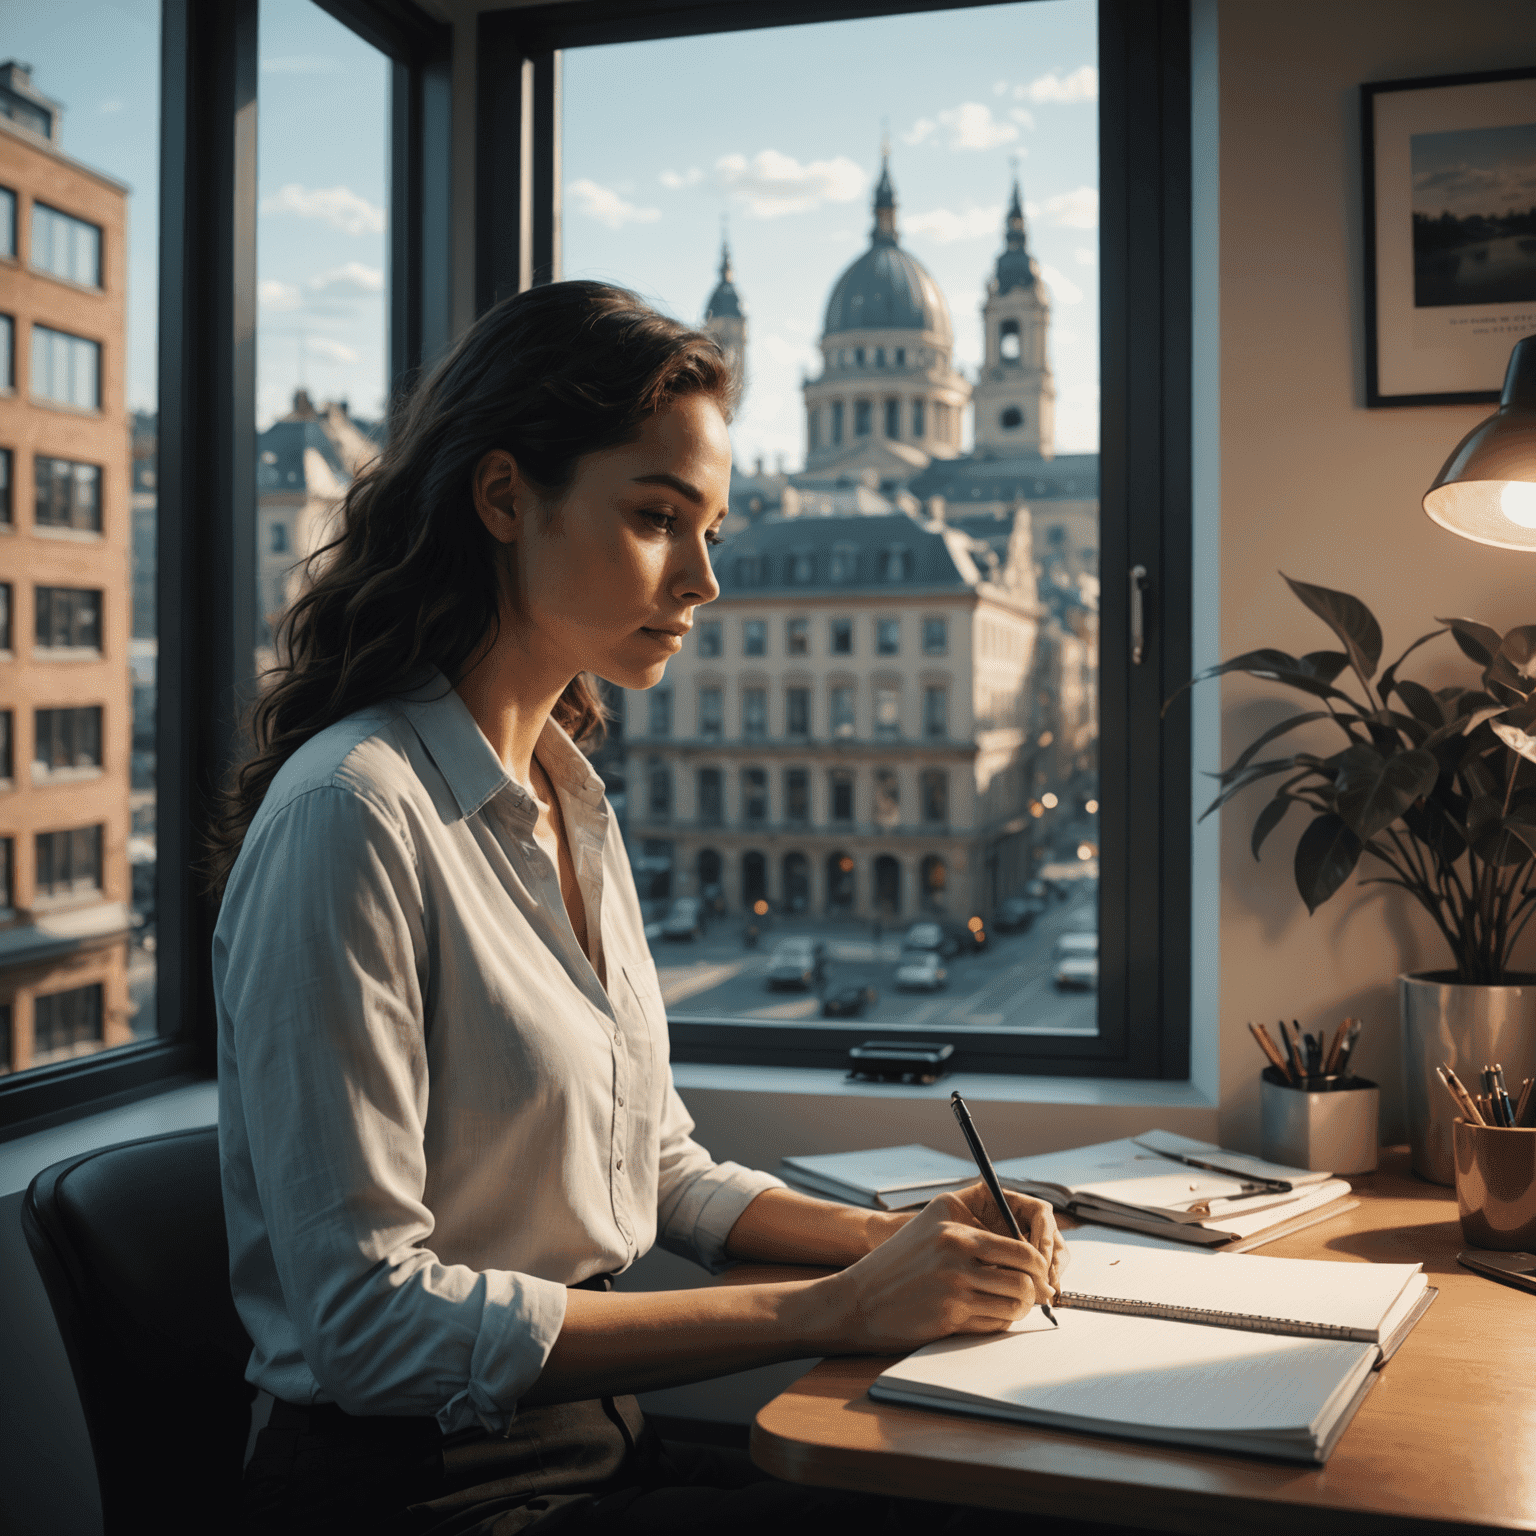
[22,1124,255,1535]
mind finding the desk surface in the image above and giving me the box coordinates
[746,1149,1536,1534]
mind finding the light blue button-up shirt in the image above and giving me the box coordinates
[215,672,782,1434]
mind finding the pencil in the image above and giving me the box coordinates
[1280,1020,1305,1082]
[1248,1022,1292,1081]
[1441,1063,1486,1127]
[1516,1077,1534,1128]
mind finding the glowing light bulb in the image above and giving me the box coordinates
[1500,481,1536,529]
[1041,792,1059,809]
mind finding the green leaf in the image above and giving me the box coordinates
[1378,628,1448,702]
[1251,793,1296,859]
[1294,813,1363,914]
[1333,745,1439,842]
[1284,575,1383,680]
[1200,758,1322,821]
[1297,651,1350,683]
[1491,718,1536,765]
[1393,679,1443,729]
[1436,616,1502,668]
[1404,799,1467,867]
[1163,648,1360,717]
[1498,625,1536,683]
[1501,808,1536,861]
[1225,711,1336,776]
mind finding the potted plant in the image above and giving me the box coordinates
[1179,575,1536,1183]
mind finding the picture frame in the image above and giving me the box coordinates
[1362,65,1536,408]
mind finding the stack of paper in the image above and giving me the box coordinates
[778,1145,977,1209]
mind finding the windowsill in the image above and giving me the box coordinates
[31,647,103,662]
[27,397,103,418]
[32,524,104,542]
[25,263,106,297]
[30,765,103,786]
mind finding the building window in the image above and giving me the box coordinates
[935,400,952,443]
[0,710,11,782]
[35,456,102,532]
[876,617,900,655]
[830,545,857,584]
[921,768,949,824]
[34,706,103,777]
[884,398,900,438]
[830,400,844,445]
[0,583,10,649]
[912,399,925,438]
[873,767,900,827]
[0,446,11,523]
[35,586,102,651]
[734,553,762,586]
[0,186,14,256]
[647,688,672,738]
[881,546,913,582]
[854,346,866,367]
[741,767,768,824]
[31,202,103,288]
[807,406,819,451]
[830,616,853,653]
[874,685,901,740]
[784,767,810,823]
[999,317,1021,361]
[699,686,723,740]
[0,314,13,390]
[1001,405,1024,430]
[270,521,288,553]
[786,617,809,655]
[742,618,766,657]
[875,346,886,367]
[921,853,949,912]
[0,837,11,913]
[35,824,103,899]
[647,760,673,822]
[924,686,948,740]
[830,685,856,738]
[32,984,105,1064]
[698,767,723,826]
[923,616,948,655]
[697,620,722,657]
[742,687,767,739]
[31,325,101,410]
[854,399,872,436]
[829,770,854,824]
[895,347,906,366]
[787,549,815,584]
[785,686,810,737]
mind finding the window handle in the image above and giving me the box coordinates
[1130,564,1149,665]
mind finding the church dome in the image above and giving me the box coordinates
[822,156,953,345]
[704,240,743,321]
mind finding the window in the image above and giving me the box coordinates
[830,401,844,445]
[921,768,949,825]
[830,685,856,739]
[31,203,103,288]
[0,186,14,256]
[1001,405,1023,429]
[31,325,101,410]
[741,767,768,824]
[999,318,1021,362]
[876,617,900,656]
[0,839,10,913]
[875,347,886,367]
[647,687,672,738]
[0,583,10,649]
[807,406,819,450]
[34,456,102,532]
[924,686,948,740]
[34,707,103,777]
[742,618,766,657]
[873,767,900,828]
[35,586,102,651]
[0,710,11,782]
[874,685,902,740]
[697,767,723,826]
[786,549,815,584]
[786,617,809,655]
[854,347,866,366]
[646,760,672,822]
[830,546,857,584]
[0,446,11,522]
[32,984,105,1065]
[895,347,906,366]
[923,616,948,655]
[742,687,767,739]
[0,314,13,390]
[829,770,854,824]
[270,521,288,554]
[881,546,913,582]
[884,398,900,438]
[784,767,810,823]
[785,686,810,737]
[854,399,872,436]
[35,825,103,900]
[697,620,722,657]
[912,398,925,437]
[830,616,853,653]
[699,686,723,739]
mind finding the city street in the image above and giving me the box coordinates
[654,894,1098,1037]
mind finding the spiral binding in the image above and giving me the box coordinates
[1057,1292,1366,1341]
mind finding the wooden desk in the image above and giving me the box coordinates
[748,1150,1536,1533]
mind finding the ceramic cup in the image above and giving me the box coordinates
[1452,1119,1536,1250]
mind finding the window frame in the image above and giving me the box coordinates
[0,0,451,1140]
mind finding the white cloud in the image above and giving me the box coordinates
[901,118,936,147]
[310,261,385,296]
[98,98,123,115]
[659,167,703,189]
[258,279,303,312]
[308,336,359,364]
[1074,246,1098,266]
[1029,186,1099,229]
[992,80,1009,97]
[1015,66,1098,104]
[261,183,386,236]
[714,150,865,219]
[905,204,1003,244]
[567,179,661,229]
[262,55,339,74]
[936,103,1017,151]
[1008,107,1035,129]
[1040,264,1084,304]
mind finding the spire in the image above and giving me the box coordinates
[704,223,744,322]
[994,162,1037,295]
[1005,161,1027,251]
[872,140,898,245]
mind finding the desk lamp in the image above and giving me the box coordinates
[1423,335,1536,549]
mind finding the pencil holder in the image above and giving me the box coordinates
[1452,1118,1536,1250]
[1259,1068,1379,1175]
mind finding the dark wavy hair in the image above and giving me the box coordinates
[207,281,736,897]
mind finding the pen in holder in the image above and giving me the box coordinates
[1452,1118,1536,1250]
[1260,1066,1380,1175]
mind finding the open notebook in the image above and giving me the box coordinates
[870,1239,1435,1463]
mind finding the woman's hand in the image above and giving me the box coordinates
[793,1182,1068,1355]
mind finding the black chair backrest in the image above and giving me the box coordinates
[22,1124,255,1535]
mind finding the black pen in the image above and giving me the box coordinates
[949,1091,1058,1326]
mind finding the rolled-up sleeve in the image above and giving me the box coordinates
[216,787,566,1433]
[652,1077,785,1271]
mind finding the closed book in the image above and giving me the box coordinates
[778,1145,975,1209]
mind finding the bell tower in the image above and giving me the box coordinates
[702,234,747,397]
[972,174,1054,459]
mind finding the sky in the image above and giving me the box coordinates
[1411,122,1536,222]
[562,0,1100,469]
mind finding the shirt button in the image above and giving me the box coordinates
[616,1157,624,1172]
[616,1094,625,1107]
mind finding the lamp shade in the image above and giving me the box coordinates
[1423,335,1536,551]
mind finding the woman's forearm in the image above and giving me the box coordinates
[723,1185,912,1266]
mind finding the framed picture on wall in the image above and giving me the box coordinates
[1363,65,1536,407]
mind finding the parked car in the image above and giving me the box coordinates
[895,951,948,991]
[995,894,1045,933]
[901,921,963,960]
[821,982,880,1018]
[1052,930,1099,991]
[659,895,707,941]
[766,937,828,990]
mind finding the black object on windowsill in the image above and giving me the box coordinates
[847,1040,954,1085]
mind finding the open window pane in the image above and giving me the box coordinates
[567,0,1101,1046]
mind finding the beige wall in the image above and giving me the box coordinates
[1209,0,1536,1149]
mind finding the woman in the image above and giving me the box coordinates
[213,282,1068,1535]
